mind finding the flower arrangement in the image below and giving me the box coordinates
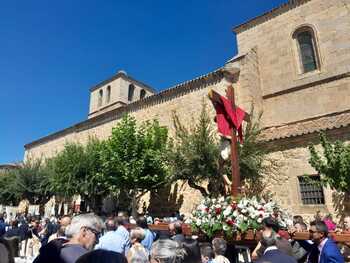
[189,196,291,238]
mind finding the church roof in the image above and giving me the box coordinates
[0,163,20,170]
[24,67,225,149]
[90,70,157,94]
[260,110,350,142]
[233,0,312,34]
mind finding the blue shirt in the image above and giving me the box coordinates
[95,231,127,254]
[115,225,131,254]
[141,229,155,252]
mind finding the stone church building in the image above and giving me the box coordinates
[24,0,350,217]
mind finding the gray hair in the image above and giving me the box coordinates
[261,230,277,248]
[151,239,185,263]
[128,248,149,263]
[130,227,145,242]
[65,213,103,238]
[212,238,227,256]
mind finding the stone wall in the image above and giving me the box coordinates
[24,74,232,215]
[263,126,350,221]
[89,75,154,119]
[25,74,228,161]
[263,76,350,127]
[236,0,350,127]
[23,0,350,217]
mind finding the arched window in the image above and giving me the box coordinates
[106,86,111,104]
[140,89,146,100]
[293,26,319,73]
[128,84,135,101]
[98,89,103,107]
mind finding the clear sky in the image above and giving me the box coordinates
[0,0,286,163]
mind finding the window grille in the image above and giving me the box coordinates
[298,176,325,205]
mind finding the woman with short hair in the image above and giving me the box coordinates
[127,227,149,263]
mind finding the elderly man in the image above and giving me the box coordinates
[48,215,72,242]
[137,216,156,252]
[33,214,102,263]
[150,239,185,263]
[95,218,127,254]
[252,217,293,260]
[115,214,131,255]
[168,221,185,244]
[256,230,297,263]
[60,213,103,263]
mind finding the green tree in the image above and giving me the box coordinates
[0,159,53,205]
[237,112,269,196]
[309,133,350,193]
[47,137,107,211]
[0,172,21,205]
[169,102,269,197]
[101,114,170,216]
[169,103,219,196]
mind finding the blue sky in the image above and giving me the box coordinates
[0,0,286,163]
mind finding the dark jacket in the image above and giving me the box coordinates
[33,238,68,263]
[255,248,297,263]
[171,234,186,243]
[257,236,294,258]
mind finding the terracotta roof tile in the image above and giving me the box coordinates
[260,111,350,142]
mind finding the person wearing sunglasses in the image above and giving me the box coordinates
[59,213,103,263]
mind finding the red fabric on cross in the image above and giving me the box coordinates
[213,95,245,142]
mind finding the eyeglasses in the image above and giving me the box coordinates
[84,227,101,240]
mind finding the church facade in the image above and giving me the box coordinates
[24,0,350,217]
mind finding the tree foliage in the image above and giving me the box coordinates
[101,114,170,214]
[169,102,269,197]
[169,103,219,196]
[237,112,269,196]
[309,133,350,193]
[47,137,107,210]
[0,159,52,205]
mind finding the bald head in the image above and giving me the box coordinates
[58,216,71,237]
[60,216,71,227]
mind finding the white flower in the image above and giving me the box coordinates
[223,224,230,231]
[257,217,263,224]
[196,219,202,226]
[223,206,232,217]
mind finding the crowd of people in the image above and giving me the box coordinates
[0,211,350,263]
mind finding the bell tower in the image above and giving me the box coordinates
[88,70,156,118]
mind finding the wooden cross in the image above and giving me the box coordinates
[208,85,250,197]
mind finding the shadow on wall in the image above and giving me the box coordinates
[332,192,350,223]
[147,183,184,217]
